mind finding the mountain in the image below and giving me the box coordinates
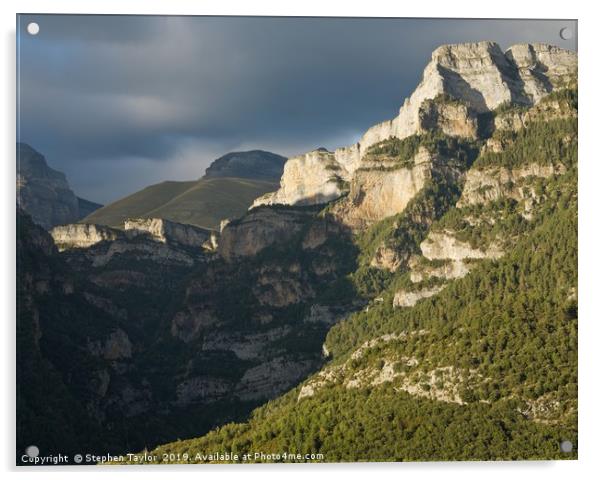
[253,42,576,209]
[134,41,577,462]
[83,150,286,230]
[16,143,102,229]
[204,150,286,180]
[77,196,103,218]
[17,41,577,464]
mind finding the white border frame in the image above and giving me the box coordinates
[2,1,599,479]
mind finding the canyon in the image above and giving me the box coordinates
[17,41,577,462]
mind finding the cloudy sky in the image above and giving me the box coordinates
[17,15,577,204]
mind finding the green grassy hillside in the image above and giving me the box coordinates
[83,177,278,230]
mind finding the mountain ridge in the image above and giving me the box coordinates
[253,41,576,209]
[16,143,102,229]
[83,150,286,230]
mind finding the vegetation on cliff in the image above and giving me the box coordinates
[126,86,578,463]
[136,170,577,462]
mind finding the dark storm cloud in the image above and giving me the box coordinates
[17,15,577,203]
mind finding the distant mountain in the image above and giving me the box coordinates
[77,197,103,218]
[16,143,102,229]
[83,150,285,230]
[204,150,286,181]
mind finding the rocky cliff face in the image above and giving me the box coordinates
[330,147,464,230]
[334,155,432,229]
[50,224,123,251]
[253,42,576,209]
[17,143,101,229]
[252,149,344,208]
[418,98,479,139]
[17,143,81,229]
[124,217,210,248]
[457,163,564,207]
[420,231,504,262]
[393,285,446,308]
[218,207,317,260]
[21,188,357,458]
[52,217,212,267]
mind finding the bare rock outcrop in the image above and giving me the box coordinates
[124,217,210,248]
[332,148,461,229]
[418,97,479,139]
[218,207,312,260]
[301,220,346,250]
[420,231,504,261]
[507,42,578,96]
[201,327,292,361]
[50,223,123,251]
[409,258,471,283]
[252,149,344,208]
[457,163,565,207]
[393,285,446,308]
[253,265,314,307]
[88,239,197,267]
[303,304,350,327]
[175,376,231,406]
[409,231,503,283]
[370,245,409,272]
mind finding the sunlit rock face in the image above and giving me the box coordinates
[50,224,123,251]
[123,217,210,248]
[251,149,344,208]
[254,42,576,209]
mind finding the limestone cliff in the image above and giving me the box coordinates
[51,218,211,268]
[393,285,446,308]
[50,223,123,251]
[457,163,565,207]
[218,207,315,260]
[254,42,576,209]
[124,217,210,248]
[420,231,504,262]
[251,149,345,208]
[330,147,464,230]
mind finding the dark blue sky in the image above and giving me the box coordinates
[17,15,577,203]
